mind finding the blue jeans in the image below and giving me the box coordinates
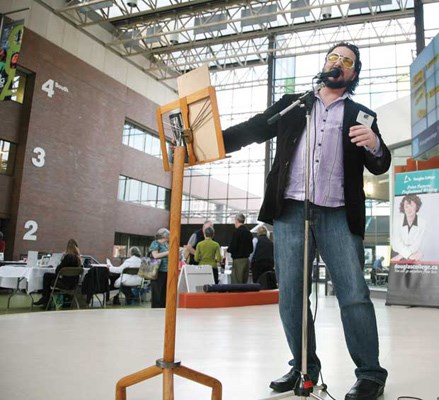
[273,200,387,385]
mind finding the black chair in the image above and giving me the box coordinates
[46,267,84,310]
[119,267,144,305]
[81,266,110,308]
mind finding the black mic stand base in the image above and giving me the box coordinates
[293,373,327,399]
[263,377,327,400]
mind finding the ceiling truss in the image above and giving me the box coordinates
[37,0,438,83]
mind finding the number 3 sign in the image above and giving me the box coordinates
[31,147,45,167]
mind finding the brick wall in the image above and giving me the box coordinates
[1,29,171,261]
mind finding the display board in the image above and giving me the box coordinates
[0,20,24,101]
[26,250,38,268]
[177,264,214,294]
[410,34,439,158]
[387,168,439,307]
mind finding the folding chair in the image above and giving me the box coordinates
[119,267,144,305]
[46,267,84,310]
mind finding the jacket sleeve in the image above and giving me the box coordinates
[227,231,237,256]
[109,258,129,274]
[348,102,391,176]
[222,95,297,154]
[364,116,391,175]
[194,244,201,262]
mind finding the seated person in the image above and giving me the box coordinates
[108,246,142,305]
[33,238,82,308]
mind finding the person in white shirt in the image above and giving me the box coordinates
[109,246,142,305]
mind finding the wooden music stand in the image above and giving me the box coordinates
[115,67,225,400]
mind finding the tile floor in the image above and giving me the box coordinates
[0,288,438,400]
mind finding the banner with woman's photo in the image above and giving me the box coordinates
[0,20,24,101]
[386,169,439,307]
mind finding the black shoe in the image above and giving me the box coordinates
[345,379,385,400]
[112,296,121,306]
[270,369,317,393]
[270,369,300,393]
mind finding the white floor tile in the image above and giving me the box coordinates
[0,293,438,399]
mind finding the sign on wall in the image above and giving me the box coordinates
[0,20,24,101]
[410,34,439,158]
[387,169,439,307]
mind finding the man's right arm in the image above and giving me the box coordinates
[222,95,294,153]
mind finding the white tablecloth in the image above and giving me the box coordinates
[0,266,55,293]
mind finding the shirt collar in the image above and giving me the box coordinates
[403,215,418,227]
[315,89,350,103]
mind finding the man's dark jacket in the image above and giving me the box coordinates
[222,94,391,238]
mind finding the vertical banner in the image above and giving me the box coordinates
[386,169,439,307]
[410,34,438,158]
[0,20,24,101]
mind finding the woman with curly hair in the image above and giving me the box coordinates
[391,194,426,261]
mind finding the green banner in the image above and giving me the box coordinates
[0,20,24,101]
[394,169,439,195]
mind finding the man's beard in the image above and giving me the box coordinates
[325,79,350,90]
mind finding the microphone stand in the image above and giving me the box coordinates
[268,89,315,125]
[268,84,327,400]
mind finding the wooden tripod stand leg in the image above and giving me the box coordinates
[174,365,222,400]
[115,365,162,400]
[163,368,175,400]
[114,146,223,400]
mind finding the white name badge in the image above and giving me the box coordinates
[356,111,374,128]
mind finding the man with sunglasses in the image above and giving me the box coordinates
[222,42,390,400]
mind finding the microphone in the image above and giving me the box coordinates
[315,68,341,83]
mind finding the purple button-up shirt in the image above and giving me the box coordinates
[284,91,348,207]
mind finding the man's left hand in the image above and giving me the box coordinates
[349,125,377,150]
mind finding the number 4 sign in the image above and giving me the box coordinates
[41,79,55,98]
[41,79,69,98]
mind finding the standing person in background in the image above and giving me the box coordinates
[149,228,170,308]
[195,226,222,284]
[185,221,213,264]
[251,226,274,283]
[108,246,142,305]
[222,42,390,400]
[227,213,253,284]
[33,238,82,308]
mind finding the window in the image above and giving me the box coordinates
[0,140,16,175]
[114,232,155,258]
[122,120,171,158]
[10,71,26,104]
[118,175,171,210]
[181,193,244,224]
